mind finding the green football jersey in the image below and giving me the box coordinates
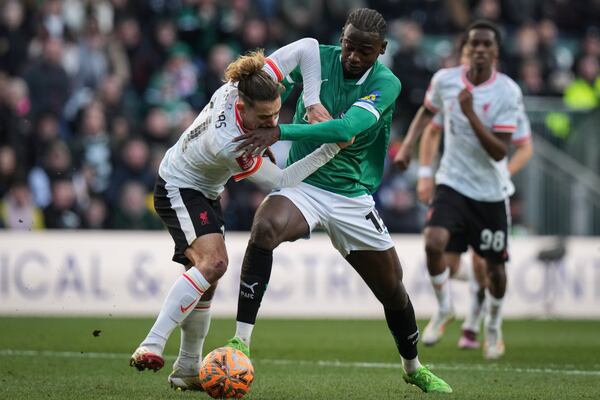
[283,45,401,197]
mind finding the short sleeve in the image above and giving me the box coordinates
[424,71,443,113]
[352,76,401,121]
[511,108,532,144]
[492,88,521,134]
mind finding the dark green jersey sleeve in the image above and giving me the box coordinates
[279,73,400,143]
[279,106,377,142]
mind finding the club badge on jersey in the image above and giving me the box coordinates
[236,153,256,171]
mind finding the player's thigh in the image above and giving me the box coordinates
[250,191,313,245]
[469,198,509,264]
[186,233,228,267]
[325,194,395,257]
[425,185,469,253]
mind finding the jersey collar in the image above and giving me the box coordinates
[234,99,248,133]
[355,66,373,85]
[338,55,374,85]
[461,64,497,90]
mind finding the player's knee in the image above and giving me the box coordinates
[487,263,505,283]
[211,258,228,280]
[250,216,285,250]
[198,256,228,282]
[424,233,445,256]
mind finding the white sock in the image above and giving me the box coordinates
[462,279,484,333]
[430,268,452,313]
[402,355,423,375]
[175,300,212,373]
[451,260,470,282]
[235,321,255,346]
[484,289,504,332]
[141,267,210,355]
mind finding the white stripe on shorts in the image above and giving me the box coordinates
[165,181,196,245]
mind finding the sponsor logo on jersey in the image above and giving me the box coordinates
[357,90,381,106]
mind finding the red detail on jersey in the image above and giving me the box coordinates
[424,98,439,113]
[234,100,247,133]
[236,153,255,171]
[493,124,517,132]
[483,103,491,113]
[461,65,497,90]
[200,211,209,226]
[265,58,283,81]
[233,156,263,182]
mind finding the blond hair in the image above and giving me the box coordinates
[224,50,281,106]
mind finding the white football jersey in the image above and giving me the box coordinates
[431,90,531,198]
[425,65,522,201]
[159,82,265,199]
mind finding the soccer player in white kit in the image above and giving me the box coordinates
[417,105,532,350]
[395,20,523,359]
[129,38,354,390]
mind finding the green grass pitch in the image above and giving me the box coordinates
[1,317,599,399]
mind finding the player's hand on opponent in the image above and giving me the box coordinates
[458,88,474,116]
[264,147,276,164]
[417,177,434,204]
[337,136,355,149]
[233,126,280,156]
[393,144,412,171]
[305,103,332,123]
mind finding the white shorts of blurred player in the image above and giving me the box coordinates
[268,182,395,257]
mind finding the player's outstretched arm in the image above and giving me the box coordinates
[416,121,442,203]
[232,106,374,156]
[242,138,354,190]
[265,38,322,107]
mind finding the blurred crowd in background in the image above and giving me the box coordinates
[0,0,599,232]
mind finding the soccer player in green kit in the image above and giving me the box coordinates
[227,8,452,394]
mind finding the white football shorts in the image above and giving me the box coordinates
[268,182,395,257]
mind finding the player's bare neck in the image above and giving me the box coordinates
[343,69,362,80]
[466,66,493,86]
